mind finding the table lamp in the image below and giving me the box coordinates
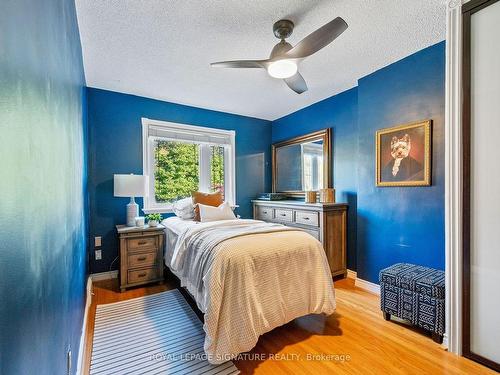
[114,174,147,226]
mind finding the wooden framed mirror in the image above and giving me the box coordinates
[272,129,332,197]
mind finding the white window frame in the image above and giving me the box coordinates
[142,118,236,214]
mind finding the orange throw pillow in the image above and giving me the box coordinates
[192,191,223,221]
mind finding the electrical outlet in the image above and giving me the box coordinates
[95,236,102,247]
[67,348,72,375]
[95,249,102,260]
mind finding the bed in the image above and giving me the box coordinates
[162,216,336,364]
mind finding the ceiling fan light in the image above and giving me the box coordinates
[267,60,297,79]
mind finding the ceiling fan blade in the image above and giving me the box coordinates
[284,17,348,60]
[284,72,308,94]
[210,60,268,69]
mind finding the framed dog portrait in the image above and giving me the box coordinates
[376,120,432,187]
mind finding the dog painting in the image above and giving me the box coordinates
[376,120,431,186]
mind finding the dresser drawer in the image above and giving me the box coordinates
[127,236,157,252]
[128,267,159,284]
[274,208,293,222]
[256,206,274,221]
[128,251,158,268]
[295,210,319,227]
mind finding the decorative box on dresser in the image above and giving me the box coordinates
[116,224,165,292]
[252,200,348,278]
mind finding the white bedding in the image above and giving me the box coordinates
[162,216,336,363]
[163,216,197,235]
[163,217,194,281]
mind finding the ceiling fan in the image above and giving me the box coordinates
[210,17,348,94]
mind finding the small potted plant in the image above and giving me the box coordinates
[146,213,162,227]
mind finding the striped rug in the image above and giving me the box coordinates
[90,289,239,374]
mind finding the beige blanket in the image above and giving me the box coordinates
[166,219,336,364]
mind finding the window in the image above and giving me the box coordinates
[209,145,225,195]
[301,142,323,191]
[142,118,235,213]
[153,140,199,203]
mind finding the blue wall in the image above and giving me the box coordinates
[356,42,445,283]
[272,88,359,270]
[0,0,88,374]
[272,41,445,282]
[87,88,272,273]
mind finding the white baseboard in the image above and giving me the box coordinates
[347,269,357,279]
[355,277,381,295]
[344,269,380,295]
[76,276,92,375]
[442,333,449,350]
[90,270,118,281]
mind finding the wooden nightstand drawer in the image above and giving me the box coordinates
[274,208,293,222]
[127,236,157,251]
[128,251,158,268]
[117,224,165,292]
[128,267,159,284]
[295,210,319,227]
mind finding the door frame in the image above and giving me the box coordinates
[444,0,464,355]
[461,0,500,371]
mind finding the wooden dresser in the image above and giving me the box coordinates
[252,200,348,278]
[116,224,165,292]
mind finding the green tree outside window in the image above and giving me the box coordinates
[154,141,225,203]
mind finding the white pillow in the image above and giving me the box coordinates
[198,201,236,222]
[172,197,194,220]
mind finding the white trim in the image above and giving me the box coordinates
[345,270,379,294]
[443,333,449,349]
[90,270,118,281]
[355,277,381,295]
[199,144,211,196]
[445,0,465,355]
[76,277,92,375]
[226,136,236,206]
[141,118,236,213]
[347,269,357,280]
[143,117,236,137]
[142,207,173,214]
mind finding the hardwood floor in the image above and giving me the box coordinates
[83,277,494,375]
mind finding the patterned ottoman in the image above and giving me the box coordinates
[379,263,445,343]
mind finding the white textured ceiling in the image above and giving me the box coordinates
[75,0,446,121]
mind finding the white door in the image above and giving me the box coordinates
[468,0,500,368]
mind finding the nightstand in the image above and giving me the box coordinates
[116,224,165,292]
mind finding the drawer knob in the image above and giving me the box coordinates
[138,241,147,245]
[137,256,147,261]
[280,213,286,216]
[138,273,147,278]
[263,211,268,214]
[304,217,310,220]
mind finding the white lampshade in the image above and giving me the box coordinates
[113,174,146,197]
